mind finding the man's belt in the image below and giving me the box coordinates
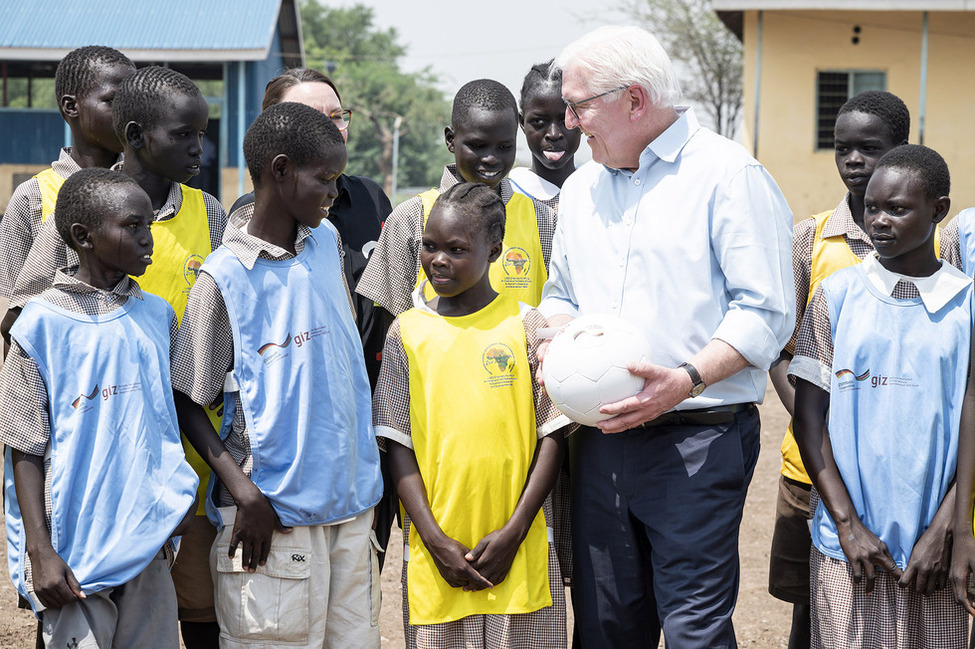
[637,403,755,429]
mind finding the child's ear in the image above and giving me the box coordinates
[487,238,503,263]
[518,111,525,128]
[933,196,950,223]
[125,121,144,149]
[270,154,291,182]
[444,126,455,152]
[59,94,79,119]
[70,223,94,251]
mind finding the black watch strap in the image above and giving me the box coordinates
[679,362,706,397]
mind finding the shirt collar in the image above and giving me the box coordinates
[110,163,182,221]
[603,107,699,176]
[53,266,144,300]
[440,164,514,204]
[821,194,871,245]
[222,205,315,270]
[646,106,698,165]
[51,148,82,178]
[411,282,437,314]
[861,253,972,313]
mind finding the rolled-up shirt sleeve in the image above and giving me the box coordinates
[710,164,796,370]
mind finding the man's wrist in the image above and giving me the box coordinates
[678,362,706,397]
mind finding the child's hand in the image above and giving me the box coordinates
[534,316,573,386]
[232,486,292,572]
[465,527,521,587]
[837,517,902,593]
[31,548,85,609]
[900,520,951,595]
[428,535,493,592]
[950,531,975,615]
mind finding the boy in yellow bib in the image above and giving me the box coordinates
[0,46,135,347]
[358,79,555,317]
[374,183,572,648]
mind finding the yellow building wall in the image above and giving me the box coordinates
[741,10,975,222]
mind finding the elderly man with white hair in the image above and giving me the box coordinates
[538,26,795,648]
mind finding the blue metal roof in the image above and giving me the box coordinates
[0,0,293,60]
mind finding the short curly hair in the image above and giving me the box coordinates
[874,144,950,199]
[431,182,506,246]
[112,66,204,141]
[838,91,910,145]
[54,168,144,252]
[452,79,518,127]
[54,46,133,111]
[519,60,561,113]
[243,101,346,185]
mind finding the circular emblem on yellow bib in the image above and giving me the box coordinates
[482,343,516,376]
[183,254,205,286]
[502,247,530,276]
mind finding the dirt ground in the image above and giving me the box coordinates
[0,386,793,648]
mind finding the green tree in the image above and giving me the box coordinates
[300,1,452,194]
[621,0,743,138]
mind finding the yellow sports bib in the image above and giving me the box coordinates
[35,168,67,223]
[415,188,547,307]
[135,184,216,513]
[781,210,941,484]
[399,298,551,624]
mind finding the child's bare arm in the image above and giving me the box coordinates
[902,483,954,595]
[173,390,290,572]
[768,350,795,417]
[387,439,493,591]
[12,450,84,608]
[951,343,975,614]
[794,377,901,592]
[466,431,565,586]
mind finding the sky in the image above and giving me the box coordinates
[329,0,634,166]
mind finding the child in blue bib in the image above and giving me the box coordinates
[172,102,382,649]
[0,168,198,648]
[790,145,971,648]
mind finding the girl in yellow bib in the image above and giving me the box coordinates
[374,183,572,648]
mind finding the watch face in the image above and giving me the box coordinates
[689,383,706,397]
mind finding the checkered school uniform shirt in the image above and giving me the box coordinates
[170,211,352,508]
[0,148,94,299]
[0,271,177,589]
[786,194,961,356]
[355,164,556,317]
[9,178,227,309]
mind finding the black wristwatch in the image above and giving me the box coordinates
[679,362,706,397]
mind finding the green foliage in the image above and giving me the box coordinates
[621,0,743,138]
[300,1,452,192]
[2,78,57,110]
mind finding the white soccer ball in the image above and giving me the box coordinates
[542,314,652,427]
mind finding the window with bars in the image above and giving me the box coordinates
[815,70,887,150]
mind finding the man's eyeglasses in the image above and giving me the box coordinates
[329,109,353,131]
[562,85,629,121]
